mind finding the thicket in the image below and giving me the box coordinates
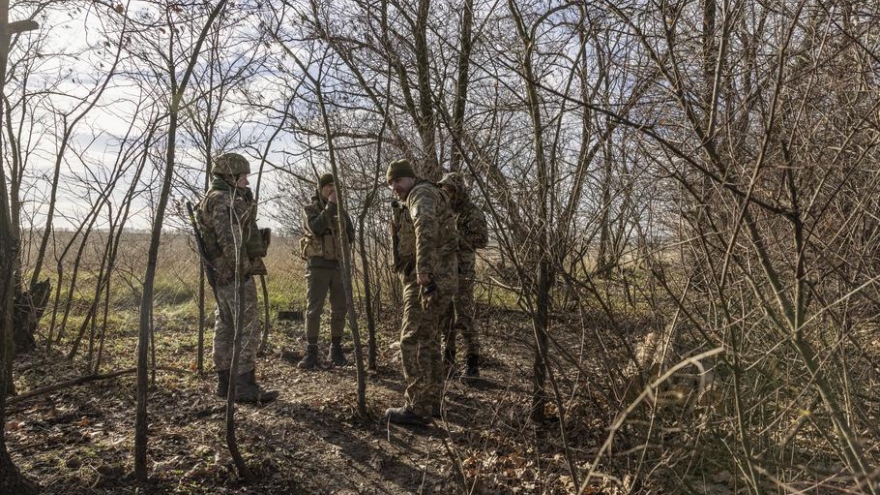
[2,1,879,493]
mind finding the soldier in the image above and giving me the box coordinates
[297,173,355,369]
[385,159,458,426]
[437,172,488,378]
[197,152,279,403]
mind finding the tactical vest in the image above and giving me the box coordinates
[299,201,345,262]
[300,231,341,261]
[198,188,266,260]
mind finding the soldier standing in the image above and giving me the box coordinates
[197,152,279,403]
[298,173,355,369]
[437,172,488,378]
[385,159,458,426]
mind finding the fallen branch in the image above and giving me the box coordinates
[5,365,189,408]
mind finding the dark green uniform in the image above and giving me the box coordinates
[301,196,355,345]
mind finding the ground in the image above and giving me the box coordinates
[5,304,622,495]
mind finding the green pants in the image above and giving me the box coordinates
[305,265,347,344]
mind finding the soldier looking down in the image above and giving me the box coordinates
[385,159,458,426]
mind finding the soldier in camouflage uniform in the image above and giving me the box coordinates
[437,172,488,379]
[385,159,458,426]
[298,173,355,369]
[197,152,278,403]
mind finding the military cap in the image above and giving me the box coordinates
[386,159,416,183]
[319,173,335,189]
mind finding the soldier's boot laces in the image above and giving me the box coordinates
[216,370,230,398]
[234,370,279,403]
[298,344,319,370]
[464,354,480,379]
[329,340,347,367]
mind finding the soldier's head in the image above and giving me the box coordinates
[438,171,466,201]
[386,159,416,200]
[318,173,336,201]
[212,152,251,188]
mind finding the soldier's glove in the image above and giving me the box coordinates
[249,257,268,276]
[420,281,438,310]
[260,228,271,250]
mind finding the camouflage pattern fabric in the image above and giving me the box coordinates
[212,274,261,374]
[394,180,458,416]
[198,177,267,374]
[440,250,479,357]
[198,177,267,283]
[440,181,488,358]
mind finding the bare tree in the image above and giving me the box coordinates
[0,2,39,493]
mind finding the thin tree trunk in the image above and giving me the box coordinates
[449,0,473,172]
[0,3,38,492]
[135,1,230,482]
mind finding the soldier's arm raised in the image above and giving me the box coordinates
[305,201,335,235]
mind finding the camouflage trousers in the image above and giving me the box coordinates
[213,276,260,375]
[440,251,479,359]
[305,265,347,344]
[398,252,458,416]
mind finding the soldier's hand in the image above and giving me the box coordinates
[328,191,337,204]
[417,273,432,286]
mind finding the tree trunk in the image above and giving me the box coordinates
[0,2,39,492]
[12,279,50,354]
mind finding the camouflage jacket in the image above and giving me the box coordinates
[197,177,267,282]
[450,190,488,252]
[393,179,457,276]
[301,196,355,268]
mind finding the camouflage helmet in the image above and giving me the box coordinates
[438,171,466,192]
[212,152,250,176]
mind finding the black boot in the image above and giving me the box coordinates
[297,344,319,370]
[216,370,230,398]
[385,406,432,426]
[329,337,347,367]
[234,369,279,403]
[464,354,480,378]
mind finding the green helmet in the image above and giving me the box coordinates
[212,152,250,176]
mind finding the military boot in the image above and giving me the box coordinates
[385,406,432,426]
[234,369,279,403]
[329,337,347,367]
[297,344,319,370]
[216,370,230,398]
[464,354,480,378]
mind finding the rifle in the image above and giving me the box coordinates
[186,201,219,297]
